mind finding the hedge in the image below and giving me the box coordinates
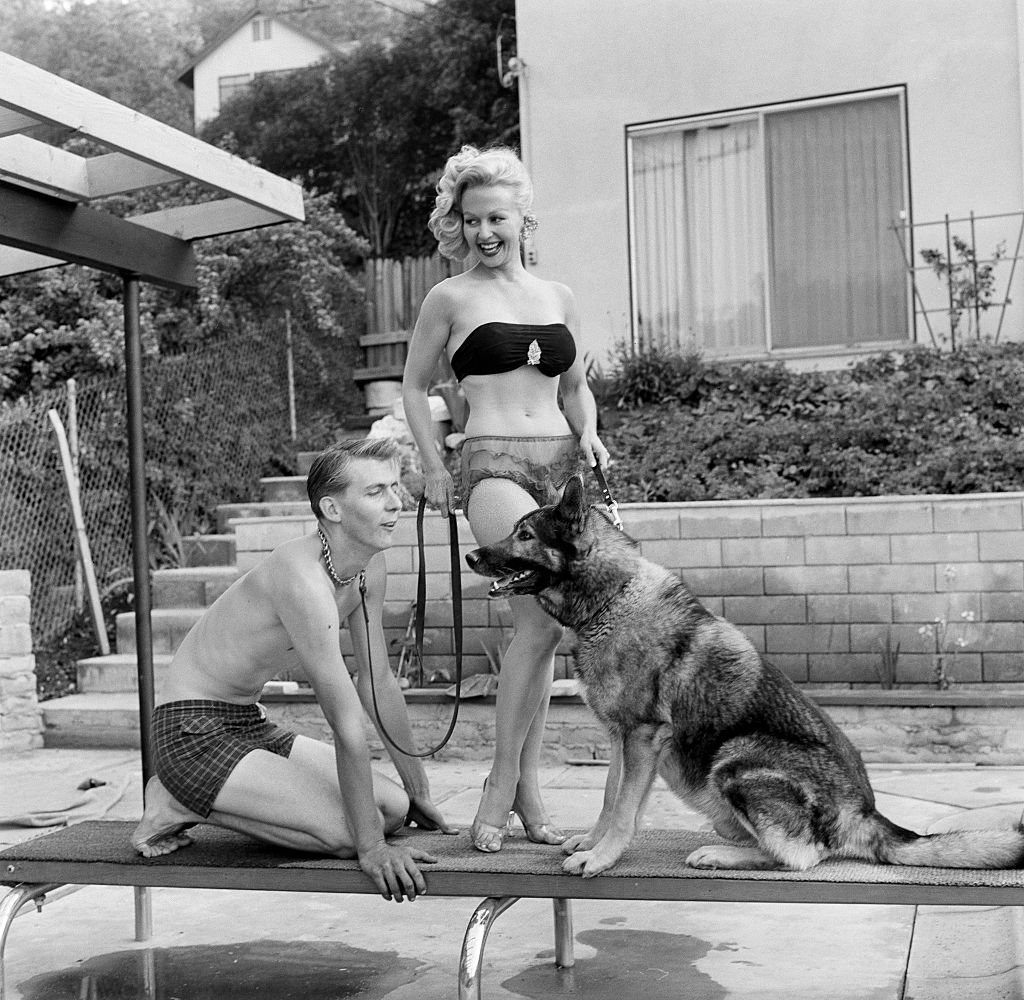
[593,342,1024,502]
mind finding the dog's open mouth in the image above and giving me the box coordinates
[488,568,542,597]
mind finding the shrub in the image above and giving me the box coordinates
[596,342,1024,501]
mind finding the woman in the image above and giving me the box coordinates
[403,145,610,853]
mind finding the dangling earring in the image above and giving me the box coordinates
[520,214,538,243]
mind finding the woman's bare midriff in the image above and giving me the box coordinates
[459,368,573,438]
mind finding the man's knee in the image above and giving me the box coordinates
[382,786,410,835]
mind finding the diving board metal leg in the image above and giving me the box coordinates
[459,896,519,1000]
[134,886,152,941]
[552,898,575,968]
[458,897,575,999]
[0,882,66,1000]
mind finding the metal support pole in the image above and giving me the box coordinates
[123,274,155,785]
[0,883,66,1000]
[552,898,575,967]
[134,886,153,941]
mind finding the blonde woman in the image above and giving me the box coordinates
[403,145,609,852]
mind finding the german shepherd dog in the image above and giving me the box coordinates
[466,476,1024,878]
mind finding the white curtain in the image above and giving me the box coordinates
[632,121,765,355]
[766,95,906,348]
[631,94,907,355]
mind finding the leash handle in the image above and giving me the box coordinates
[364,497,463,758]
[591,463,623,530]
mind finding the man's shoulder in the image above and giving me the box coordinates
[258,535,324,590]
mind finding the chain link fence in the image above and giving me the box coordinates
[0,327,355,647]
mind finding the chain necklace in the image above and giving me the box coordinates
[317,525,359,587]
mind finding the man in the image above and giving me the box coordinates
[131,438,455,902]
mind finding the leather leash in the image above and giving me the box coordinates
[363,497,463,757]
[592,463,623,530]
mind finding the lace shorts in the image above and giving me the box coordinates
[152,700,297,817]
[459,434,584,513]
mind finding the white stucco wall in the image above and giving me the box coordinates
[192,16,332,126]
[515,0,1024,365]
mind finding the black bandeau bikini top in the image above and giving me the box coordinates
[449,322,576,382]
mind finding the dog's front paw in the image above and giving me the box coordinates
[561,850,610,877]
[561,832,595,855]
[686,844,778,870]
[686,845,726,869]
[562,846,619,878]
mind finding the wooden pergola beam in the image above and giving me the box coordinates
[131,199,289,240]
[0,245,63,277]
[0,182,196,290]
[0,51,304,222]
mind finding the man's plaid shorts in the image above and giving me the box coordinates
[152,699,297,817]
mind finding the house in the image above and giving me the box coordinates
[177,5,351,127]
[513,0,1024,367]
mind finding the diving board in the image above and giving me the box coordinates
[4,823,1024,999]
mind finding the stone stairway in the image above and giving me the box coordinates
[40,455,320,748]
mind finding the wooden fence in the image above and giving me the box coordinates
[356,256,460,384]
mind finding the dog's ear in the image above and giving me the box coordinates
[556,474,588,533]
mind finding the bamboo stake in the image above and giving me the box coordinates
[48,408,110,655]
[284,308,297,441]
[66,378,83,612]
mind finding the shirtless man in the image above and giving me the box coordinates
[131,437,455,902]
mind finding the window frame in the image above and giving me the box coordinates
[218,73,254,109]
[625,85,913,359]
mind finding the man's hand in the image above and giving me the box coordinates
[406,795,460,835]
[359,841,437,902]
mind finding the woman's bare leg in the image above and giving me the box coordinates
[465,478,564,845]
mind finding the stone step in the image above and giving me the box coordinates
[260,475,307,503]
[181,533,236,567]
[297,451,319,475]
[152,566,240,608]
[77,653,174,693]
[41,693,143,749]
[116,607,203,655]
[215,500,310,534]
[41,689,1024,760]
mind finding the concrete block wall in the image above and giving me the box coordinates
[232,491,1024,688]
[0,570,43,749]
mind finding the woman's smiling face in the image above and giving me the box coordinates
[460,184,523,268]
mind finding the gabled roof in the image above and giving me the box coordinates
[177,4,345,89]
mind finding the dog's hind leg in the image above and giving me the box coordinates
[687,767,828,872]
[562,732,623,856]
[563,723,672,878]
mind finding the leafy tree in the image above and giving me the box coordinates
[0,0,413,132]
[203,0,518,256]
[0,0,198,129]
[0,192,368,404]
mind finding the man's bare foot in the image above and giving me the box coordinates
[131,776,202,857]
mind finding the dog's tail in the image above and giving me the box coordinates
[866,813,1024,869]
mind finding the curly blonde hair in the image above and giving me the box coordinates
[428,145,536,260]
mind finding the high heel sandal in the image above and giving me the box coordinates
[471,780,513,853]
[512,795,567,846]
